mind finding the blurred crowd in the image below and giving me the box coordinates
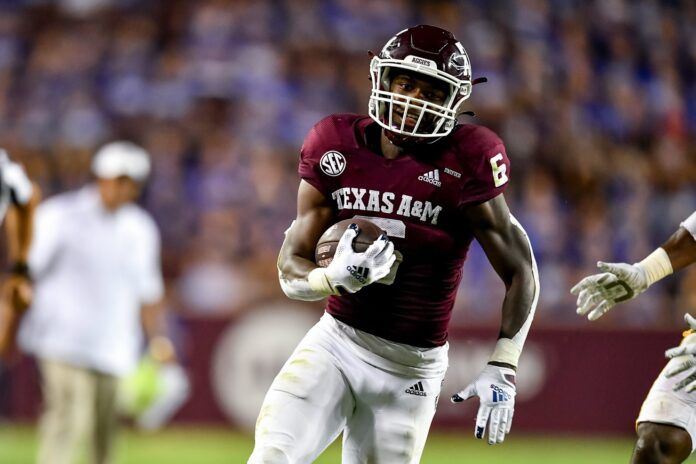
[0,0,694,328]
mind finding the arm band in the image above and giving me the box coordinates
[490,338,522,367]
[636,247,673,286]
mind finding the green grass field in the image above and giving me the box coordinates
[1,425,695,463]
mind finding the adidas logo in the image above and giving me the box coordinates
[405,381,427,397]
[346,265,369,283]
[490,384,511,403]
[418,169,441,187]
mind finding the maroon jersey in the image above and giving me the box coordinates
[299,114,510,347]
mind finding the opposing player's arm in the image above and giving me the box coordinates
[572,211,696,321]
[463,194,539,369]
[662,213,696,271]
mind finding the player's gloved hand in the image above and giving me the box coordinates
[664,313,696,392]
[570,261,649,321]
[376,250,402,286]
[451,364,516,445]
[321,224,396,294]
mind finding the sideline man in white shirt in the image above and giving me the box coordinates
[19,141,176,464]
[571,212,696,464]
[0,148,38,358]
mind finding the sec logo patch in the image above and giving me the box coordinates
[320,151,346,176]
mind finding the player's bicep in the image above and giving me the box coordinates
[463,195,530,284]
[278,180,334,279]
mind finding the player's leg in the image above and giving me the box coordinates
[633,345,696,464]
[37,359,96,464]
[341,375,443,464]
[91,371,119,464]
[248,334,355,464]
[631,422,691,464]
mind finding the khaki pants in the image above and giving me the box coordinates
[37,359,119,464]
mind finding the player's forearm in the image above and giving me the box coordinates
[277,219,339,301]
[492,271,538,368]
[490,216,539,369]
[278,254,333,301]
[5,188,38,267]
[628,215,696,284]
[661,223,696,272]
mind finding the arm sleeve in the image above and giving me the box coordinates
[457,128,511,208]
[681,211,696,240]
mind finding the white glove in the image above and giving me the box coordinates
[664,313,696,392]
[570,261,649,321]
[317,224,396,294]
[376,250,402,286]
[451,365,516,445]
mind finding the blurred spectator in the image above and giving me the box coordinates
[18,142,177,464]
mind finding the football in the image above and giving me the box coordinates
[315,218,386,267]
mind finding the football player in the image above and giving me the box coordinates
[249,25,539,463]
[0,149,37,360]
[572,212,696,464]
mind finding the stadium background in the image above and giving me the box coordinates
[0,0,695,462]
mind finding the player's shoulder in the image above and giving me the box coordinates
[301,113,368,157]
[446,123,505,160]
[441,123,510,203]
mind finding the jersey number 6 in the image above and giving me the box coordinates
[490,153,509,188]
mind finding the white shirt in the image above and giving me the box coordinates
[19,186,164,376]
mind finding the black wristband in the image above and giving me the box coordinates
[8,262,30,278]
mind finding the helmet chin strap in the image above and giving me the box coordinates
[456,76,487,119]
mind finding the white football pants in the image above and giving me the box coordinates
[637,332,696,452]
[248,312,448,464]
